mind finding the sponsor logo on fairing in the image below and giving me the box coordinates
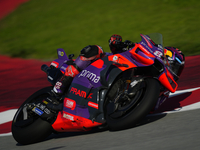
[64,98,76,110]
[88,101,98,109]
[70,87,93,98]
[32,107,44,116]
[78,70,100,83]
[63,113,74,121]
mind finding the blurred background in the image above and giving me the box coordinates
[0,0,199,60]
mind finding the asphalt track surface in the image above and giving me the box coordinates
[0,55,200,150]
[0,109,200,150]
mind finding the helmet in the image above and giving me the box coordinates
[164,47,185,80]
[108,34,123,54]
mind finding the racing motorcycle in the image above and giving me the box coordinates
[12,33,180,145]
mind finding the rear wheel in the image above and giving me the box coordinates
[105,77,160,130]
[12,87,53,145]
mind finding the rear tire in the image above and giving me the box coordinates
[12,87,53,145]
[106,78,160,130]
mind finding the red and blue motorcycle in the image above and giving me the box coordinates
[12,33,182,145]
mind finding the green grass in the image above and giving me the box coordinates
[0,0,200,60]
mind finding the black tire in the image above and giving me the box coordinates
[12,87,53,145]
[105,78,160,130]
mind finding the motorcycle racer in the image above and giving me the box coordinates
[109,34,185,81]
[52,34,185,99]
[164,47,185,81]
[108,34,135,54]
[12,33,187,145]
[52,34,135,96]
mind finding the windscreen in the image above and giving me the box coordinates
[147,33,164,51]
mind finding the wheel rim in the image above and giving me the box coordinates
[107,79,146,119]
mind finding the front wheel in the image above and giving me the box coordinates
[105,78,160,130]
[12,87,53,145]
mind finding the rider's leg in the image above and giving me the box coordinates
[53,64,80,95]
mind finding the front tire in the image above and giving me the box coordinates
[105,78,160,130]
[12,87,53,145]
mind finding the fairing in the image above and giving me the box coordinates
[51,33,178,132]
